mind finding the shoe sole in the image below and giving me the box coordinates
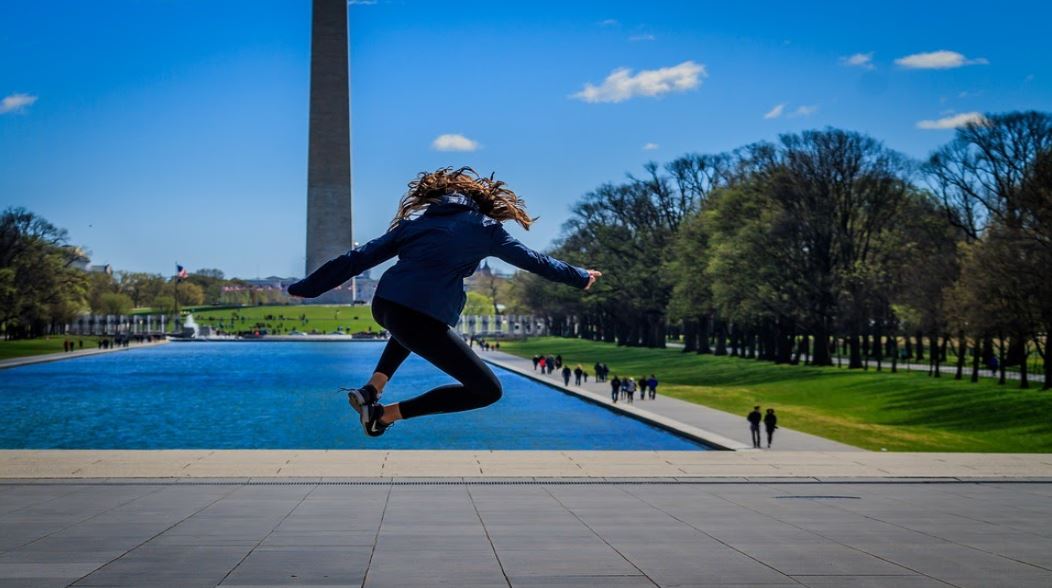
[347,390,370,425]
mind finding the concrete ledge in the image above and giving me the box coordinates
[1,450,1049,479]
[483,355,750,450]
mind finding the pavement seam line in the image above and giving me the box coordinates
[360,481,393,587]
[706,481,960,586]
[69,482,243,586]
[617,484,805,586]
[464,484,513,588]
[216,481,320,586]
[540,484,661,587]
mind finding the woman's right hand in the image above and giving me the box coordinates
[584,269,602,290]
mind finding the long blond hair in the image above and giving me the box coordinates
[390,167,534,231]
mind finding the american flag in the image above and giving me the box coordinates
[176,264,188,280]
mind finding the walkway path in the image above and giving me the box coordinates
[2,478,1051,587]
[484,351,860,452]
[0,340,168,370]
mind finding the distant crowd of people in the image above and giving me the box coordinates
[747,406,779,448]
[469,336,500,351]
[530,354,659,403]
[60,334,164,353]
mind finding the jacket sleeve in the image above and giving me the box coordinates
[288,225,403,298]
[489,225,590,289]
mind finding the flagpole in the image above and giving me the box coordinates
[174,262,180,334]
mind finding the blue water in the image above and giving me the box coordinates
[0,342,706,450]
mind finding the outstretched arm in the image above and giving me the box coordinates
[288,226,402,298]
[490,225,601,289]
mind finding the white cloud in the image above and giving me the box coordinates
[599,18,619,27]
[764,103,786,119]
[895,50,988,70]
[0,93,37,114]
[916,111,986,130]
[790,105,818,117]
[431,133,479,151]
[571,61,707,104]
[642,143,659,150]
[628,34,655,42]
[840,52,874,70]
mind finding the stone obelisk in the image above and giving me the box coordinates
[305,0,352,286]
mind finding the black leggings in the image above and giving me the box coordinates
[371,297,502,419]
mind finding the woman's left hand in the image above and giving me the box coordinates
[584,269,602,290]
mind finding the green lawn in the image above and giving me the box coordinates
[192,305,381,335]
[503,337,1052,452]
[0,336,101,360]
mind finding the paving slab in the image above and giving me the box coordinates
[2,479,1049,586]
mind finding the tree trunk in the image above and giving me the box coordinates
[714,320,727,356]
[915,332,925,361]
[890,336,898,373]
[800,334,810,365]
[811,325,831,366]
[929,334,941,378]
[954,331,966,380]
[1018,333,1029,389]
[682,319,697,353]
[1043,326,1052,391]
[998,335,1006,385]
[874,330,883,372]
[848,334,862,369]
[971,336,981,383]
[698,315,712,354]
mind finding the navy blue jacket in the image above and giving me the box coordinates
[288,194,590,326]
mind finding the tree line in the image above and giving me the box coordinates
[509,111,1051,390]
[0,206,294,338]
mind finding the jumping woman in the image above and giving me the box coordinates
[288,167,601,436]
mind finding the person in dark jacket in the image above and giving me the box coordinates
[638,375,648,400]
[289,167,602,436]
[747,406,762,448]
[764,408,778,448]
[647,375,658,399]
[610,376,621,403]
[531,355,540,370]
[573,365,583,386]
[562,365,572,386]
[593,362,603,382]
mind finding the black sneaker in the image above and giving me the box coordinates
[361,403,390,437]
[344,385,379,420]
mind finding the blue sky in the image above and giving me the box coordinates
[1,0,1049,278]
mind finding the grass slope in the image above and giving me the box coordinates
[503,337,1052,452]
[192,305,381,335]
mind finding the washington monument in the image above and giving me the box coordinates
[305,0,352,280]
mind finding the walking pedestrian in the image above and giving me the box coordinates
[562,365,572,386]
[764,409,778,448]
[610,376,621,403]
[625,378,636,404]
[532,355,540,370]
[594,361,603,382]
[747,406,762,448]
[647,374,658,399]
[573,365,583,385]
[638,375,648,400]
